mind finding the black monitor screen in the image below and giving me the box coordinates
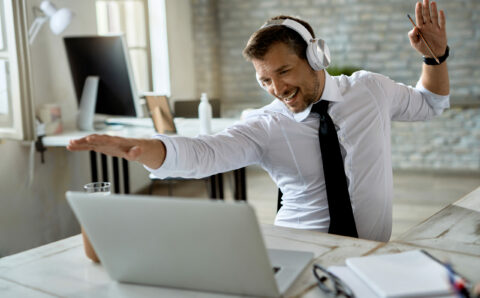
[64,35,139,117]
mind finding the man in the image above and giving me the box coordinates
[69,0,449,244]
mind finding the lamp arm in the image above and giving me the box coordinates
[28,17,48,44]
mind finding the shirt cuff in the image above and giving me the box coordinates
[143,134,178,179]
[415,81,450,115]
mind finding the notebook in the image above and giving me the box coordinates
[347,250,452,297]
[66,191,313,297]
[330,250,455,298]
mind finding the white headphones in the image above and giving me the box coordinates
[255,18,331,89]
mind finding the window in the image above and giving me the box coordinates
[0,0,34,140]
[0,0,14,127]
[0,60,11,119]
[95,0,152,93]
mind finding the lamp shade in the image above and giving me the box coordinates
[49,8,73,35]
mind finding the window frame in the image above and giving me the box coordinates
[0,0,35,141]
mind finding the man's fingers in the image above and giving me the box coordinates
[68,134,130,153]
[85,134,117,146]
[68,136,89,146]
[67,137,94,150]
[439,9,446,29]
[67,144,95,151]
[415,2,423,28]
[422,0,431,24]
[82,135,132,150]
[66,134,146,162]
[430,1,439,27]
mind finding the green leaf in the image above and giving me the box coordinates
[326,65,361,76]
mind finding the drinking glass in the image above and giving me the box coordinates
[83,182,111,194]
[82,181,111,262]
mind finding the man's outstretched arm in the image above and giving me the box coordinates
[408,0,449,95]
[67,134,167,169]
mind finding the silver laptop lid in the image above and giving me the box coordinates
[66,191,280,297]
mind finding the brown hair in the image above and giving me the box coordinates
[242,15,315,61]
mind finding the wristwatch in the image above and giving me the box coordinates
[423,46,449,65]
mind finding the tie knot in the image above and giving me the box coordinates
[311,100,329,115]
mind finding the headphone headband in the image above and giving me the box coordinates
[261,19,314,44]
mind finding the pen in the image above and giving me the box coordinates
[407,14,440,64]
[420,250,471,298]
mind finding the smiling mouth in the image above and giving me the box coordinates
[281,88,299,103]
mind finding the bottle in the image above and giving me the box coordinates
[198,92,212,135]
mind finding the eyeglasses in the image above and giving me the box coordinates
[313,264,355,297]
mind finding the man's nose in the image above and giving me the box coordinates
[270,79,287,97]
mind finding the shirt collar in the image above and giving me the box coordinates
[293,70,345,122]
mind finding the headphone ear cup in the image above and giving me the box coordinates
[256,73,268,91]
[306,45,322,71]
[306,39,331,71]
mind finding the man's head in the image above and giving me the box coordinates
[243,15,314,63]
[243,16,326,113]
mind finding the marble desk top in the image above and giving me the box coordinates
[0,225,380,298]
[396,186,480,256]
[1,186,479,297]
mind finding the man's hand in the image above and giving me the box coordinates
[408,0,447,58]
[67,134,166,169]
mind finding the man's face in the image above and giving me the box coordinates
[252,42,323,113]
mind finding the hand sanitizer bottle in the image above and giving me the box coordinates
[198,92,212,135]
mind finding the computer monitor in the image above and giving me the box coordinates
[64,35,143,130]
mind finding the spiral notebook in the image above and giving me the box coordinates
[329,250,455,298]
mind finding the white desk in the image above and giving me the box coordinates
[1,187,479,297]
[42,118,241,147]
[42,118,246,199]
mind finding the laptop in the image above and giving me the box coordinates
[66,191,313,297]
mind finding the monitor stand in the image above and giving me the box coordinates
[77,76,99,131]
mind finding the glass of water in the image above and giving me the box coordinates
[82,181,111,262]
[83,182,111,194]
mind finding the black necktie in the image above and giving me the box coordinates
[311,100,358,238]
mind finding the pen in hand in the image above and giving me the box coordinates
[407,14,440,64]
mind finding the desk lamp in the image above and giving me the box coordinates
[28,1,73,44]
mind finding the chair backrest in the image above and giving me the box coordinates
[145,95,176,133]
[277,189,283,213]
[173,99,221,118]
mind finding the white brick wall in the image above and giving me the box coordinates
[190,0,480,171]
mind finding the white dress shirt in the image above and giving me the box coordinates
[147,70,449,242]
